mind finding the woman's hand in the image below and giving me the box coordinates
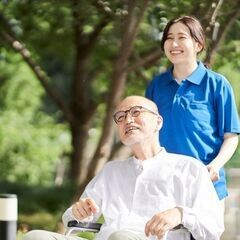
[207,165,220,182]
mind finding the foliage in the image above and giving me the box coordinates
[1,181,96,240]
[0,0,239,187]
[0,182,74,213]
[226,146,240,168]
[0,51,70,185]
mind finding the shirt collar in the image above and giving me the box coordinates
[132,147,166,169]
[186,61,206,85]
[167,61,206,85]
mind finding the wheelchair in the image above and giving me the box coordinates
[65,220,195,239]
[65,220,102,236]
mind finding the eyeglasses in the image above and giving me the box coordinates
[113,105,159,124]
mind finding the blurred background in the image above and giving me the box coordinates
[0,0,239,239]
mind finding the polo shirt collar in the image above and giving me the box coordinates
[167,61,206,85]
[187,61,206,85]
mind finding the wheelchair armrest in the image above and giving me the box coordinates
[68,220,102,231]
[172,224,186,231]
[65,220,102,236]
[65,221,188,237]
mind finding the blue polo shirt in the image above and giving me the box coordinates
[146,61,240,199]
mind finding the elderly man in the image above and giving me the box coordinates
[24,96,224,240]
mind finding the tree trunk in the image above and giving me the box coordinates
[70,123,90,185]
[81,0,150,189]
[68,1,111,185]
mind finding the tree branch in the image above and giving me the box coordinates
[0,31,74,123]
[204,4,240,65]
[71,2,112,113]
[210,0,224,26]
[83,15,111,56]
[71,0,112,56]
[127,48,163,72]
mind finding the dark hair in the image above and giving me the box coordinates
[161,16,205,53]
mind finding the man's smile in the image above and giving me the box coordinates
[125,126,139,134]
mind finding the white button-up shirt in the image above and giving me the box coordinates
[63,148,224,240]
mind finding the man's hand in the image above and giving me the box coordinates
[145,207,182,240]
[72,198,99,221]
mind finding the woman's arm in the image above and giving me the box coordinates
[207,133,239,181]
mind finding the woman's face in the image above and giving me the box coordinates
[163,22,202,65]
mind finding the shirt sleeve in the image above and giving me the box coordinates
[216,78,240,136]
[62,206,79,227]
[62,170,104,228]
[179,161,224,239]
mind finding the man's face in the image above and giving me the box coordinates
[114,97,162,147]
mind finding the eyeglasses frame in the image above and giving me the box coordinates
[113,105,159,124]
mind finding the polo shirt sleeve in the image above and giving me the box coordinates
[215,77,240,136]
[145,79,155,100]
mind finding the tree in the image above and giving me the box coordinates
[0,0,239,189]
[0,0,152,187]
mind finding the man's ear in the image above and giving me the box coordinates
[156,115,163,131]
